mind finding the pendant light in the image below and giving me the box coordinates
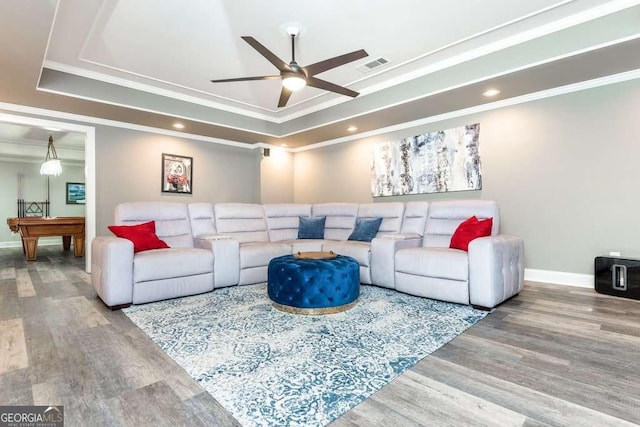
[40,135,62,176]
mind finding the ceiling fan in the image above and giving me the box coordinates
[210,29,368,108]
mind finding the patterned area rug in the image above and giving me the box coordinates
[123,284,487,426]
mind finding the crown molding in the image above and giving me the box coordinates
[43,61,281,122]
[0,101,262,150]
[293,68,640,152]
[4,68,640,155]
[40,29,640,142]
[280,34,640,139]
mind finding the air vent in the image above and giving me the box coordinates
[356,57,389,73]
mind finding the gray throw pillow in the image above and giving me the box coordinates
[298,216,326,239]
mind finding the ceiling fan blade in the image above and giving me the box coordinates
[210,76,281,83]
[277,87,293,108]
[304,49,368,76]
[241,36,289,72]
[306,76,359,98]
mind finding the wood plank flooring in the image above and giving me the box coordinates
[1,246,639,426]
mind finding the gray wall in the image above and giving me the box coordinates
[260,148,294,203]
[294,79,640,275]
[1,160,85,244]
[95,126,260,235]
[3,78,638,276]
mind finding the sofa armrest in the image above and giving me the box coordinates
[371,235,423,289]
[195,237,240,287]
[91,236,134,307]
[468,234,524,309]
[379,233,422,240]
[195,234,233,241]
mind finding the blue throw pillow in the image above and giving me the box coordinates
[348,217,383,242]
[298,216,326,239]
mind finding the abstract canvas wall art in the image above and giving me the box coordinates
[371,123,481,197]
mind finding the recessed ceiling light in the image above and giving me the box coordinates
[347,126,358,132]
[280,143,288,147]
[173,122,185,129]
[43,127,62,132]
[483,89,501,97]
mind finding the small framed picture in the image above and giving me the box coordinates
[66,182,86,204]
[161,153,193,194]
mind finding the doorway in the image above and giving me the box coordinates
[0,112,95,271]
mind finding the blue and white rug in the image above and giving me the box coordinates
[123,284,487,426]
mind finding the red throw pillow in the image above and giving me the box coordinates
[108,221,169,253]
[449,216,493,251]
[109,220,155,234]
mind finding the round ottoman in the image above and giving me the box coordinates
[267,254,360,314]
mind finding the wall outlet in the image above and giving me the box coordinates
[609,251,621,257]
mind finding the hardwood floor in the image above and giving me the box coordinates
[1,246,639,426]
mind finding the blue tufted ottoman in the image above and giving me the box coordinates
[267,253,360,314]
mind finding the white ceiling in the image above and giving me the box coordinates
[1,0,640,148]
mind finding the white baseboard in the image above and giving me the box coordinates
[524,268,593,289]
[0,239,61,249]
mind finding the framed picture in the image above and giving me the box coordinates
[66,182,86,204]
[161,153,193,194]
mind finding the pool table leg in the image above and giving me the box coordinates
[73,234,85,257]
[23,237,38,261]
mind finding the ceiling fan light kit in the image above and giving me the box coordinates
[282,75,306,91]
[210,30,368,107]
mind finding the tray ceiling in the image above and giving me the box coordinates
[2,0,640,148]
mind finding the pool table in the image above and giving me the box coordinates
[6,216,85,261]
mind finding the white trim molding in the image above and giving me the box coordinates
[0,238,61,249]
[0,101,256,150]
[4,67,640,155]
[525,268,594,288]
[294,68,640,152]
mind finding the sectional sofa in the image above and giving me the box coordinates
[91,200,524,310]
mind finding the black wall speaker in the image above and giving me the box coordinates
[594,256,640,300]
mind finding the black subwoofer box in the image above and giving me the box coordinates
[594,256,640,300]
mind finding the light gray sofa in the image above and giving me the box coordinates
[91,202,214,309]
[91,199,524,310]
[394,200,524,309]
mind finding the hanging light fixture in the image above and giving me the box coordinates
[40,135,62,176]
